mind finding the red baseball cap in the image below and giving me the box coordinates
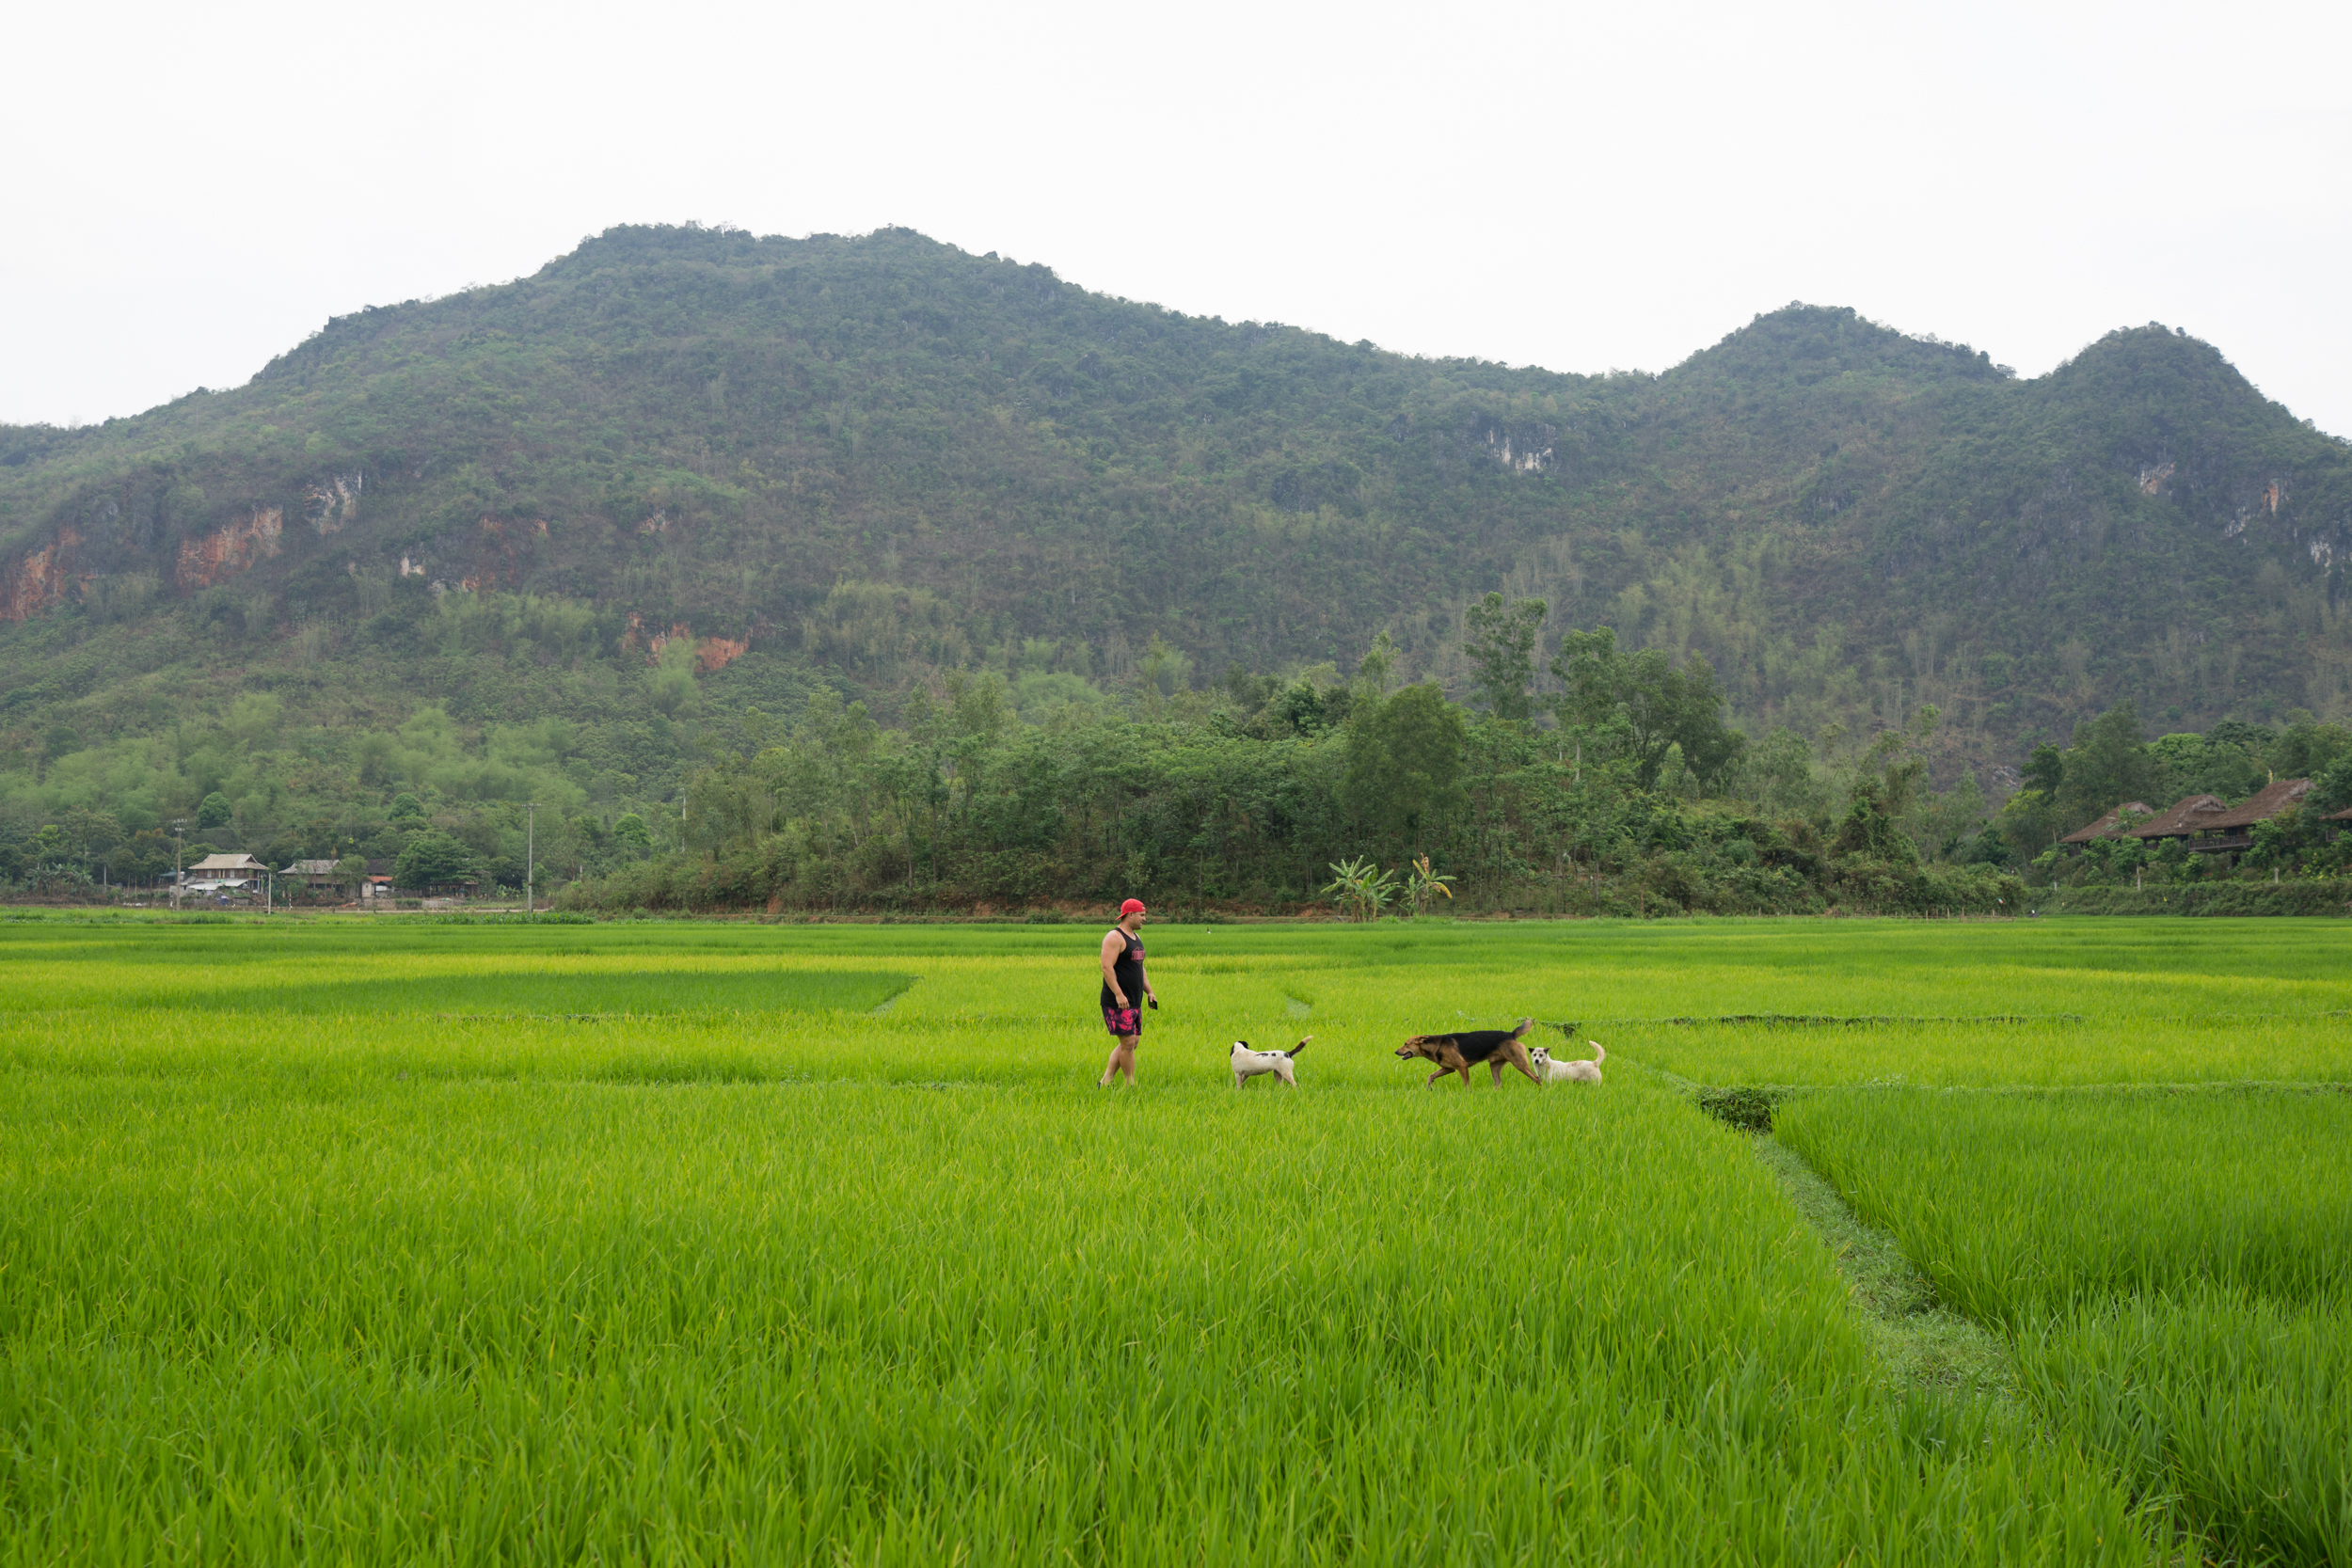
[1120,898,1147,915]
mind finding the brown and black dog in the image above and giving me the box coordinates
[1396,1017,1542,1088]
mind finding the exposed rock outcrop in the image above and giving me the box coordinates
[177,507,283,589]
[643,619,750,672]
[0,528,82,621]
[304,471,362,535]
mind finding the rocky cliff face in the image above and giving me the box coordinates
[0,528,79,622]
[176,506,283,590]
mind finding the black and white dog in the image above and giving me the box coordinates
[1231,1036,1311,1088]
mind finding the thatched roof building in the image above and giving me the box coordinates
[2130,779,2312,853]
[2059,802,2153,847]
[2125,795,2229,842]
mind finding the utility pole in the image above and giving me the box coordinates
[171,819,187,911]
[525,803,534,917]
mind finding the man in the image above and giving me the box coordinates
[1096,897,1156,1085]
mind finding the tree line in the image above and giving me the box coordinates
[9,583,2340,914]
[567,595,2023,917]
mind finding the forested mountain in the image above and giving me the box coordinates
[3,222,2348,895]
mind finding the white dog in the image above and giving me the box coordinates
[1231,1036,1311,1088]
[1528,1040,1605,1085]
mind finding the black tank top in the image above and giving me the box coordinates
[1102,927,1145,1007]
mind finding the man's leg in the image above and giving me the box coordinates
[1099,1033,1138,1085]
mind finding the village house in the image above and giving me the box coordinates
[2122,794,2230,849]
[279,859,345,891]
[2058,803,2153,848]
[182,852,270,893]
[2131,778,2312,855]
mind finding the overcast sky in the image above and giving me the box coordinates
[7,0,2346,434]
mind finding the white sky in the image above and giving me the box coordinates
[6,0,2347,434]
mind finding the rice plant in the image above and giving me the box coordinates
[0,916,2193,1563]
[1774,1090,2352,1323]
[1778,1090,2352,1566]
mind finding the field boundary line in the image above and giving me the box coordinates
[1689,1079,2352,1098]
[1811,1079,2352,1099]
[1554,1014,2087,1030]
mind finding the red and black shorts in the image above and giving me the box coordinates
[1102,1005,1143,1038]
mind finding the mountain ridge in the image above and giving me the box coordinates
[3,223,2348,792]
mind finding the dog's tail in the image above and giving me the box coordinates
[1508,1017,1534,1038]
[1285,1035,1312,1058]
[1589,1040,1606,1063]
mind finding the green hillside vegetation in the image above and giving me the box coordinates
[4,223,2350,907]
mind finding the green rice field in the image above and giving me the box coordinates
[2,914,2345,1564]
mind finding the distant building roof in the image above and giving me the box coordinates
[281,859,341,875]
[187,853,269,873]
[2059,803,2153,845]
[2202,777,2312,831]
[2128,794,2231,840]
[2131,781,2314,839]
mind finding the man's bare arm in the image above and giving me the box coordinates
[1101,929,1127,1004]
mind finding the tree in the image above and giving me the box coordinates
[2270,718,2352,782]
[613,813,654,851]
[60,808,122,872]
[1735,726,1827,820]
[1832,707,1940,863]
[647,639,699,719]
[2056,702,2153,825]
[1550,626,1745,790]
[1353,629,1400,703]
[389,792,426,821]
[2243,805,2318,873]
[2312,751,2352,816]
[196,792,234,830]
[1343,684,1467,849]
[333,855,368,895]
[2023,743,2065,797]
[393,832,482,889]
[1993,785,2063,860]
[1461,594,1546,721]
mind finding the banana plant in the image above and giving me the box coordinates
[1320,856,1398,922]
[1401,854,1455,917]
